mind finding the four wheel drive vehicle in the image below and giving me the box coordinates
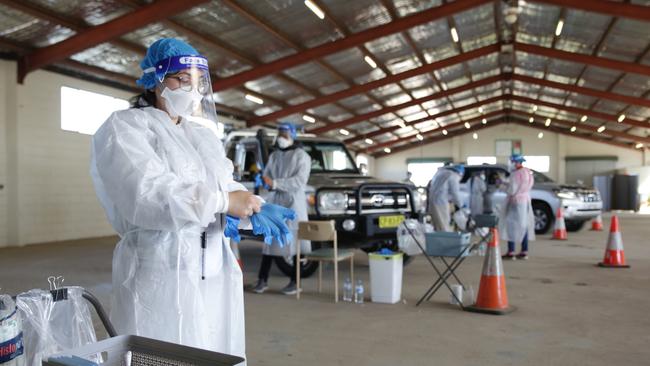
[224,129,423,277]
[458,165,603,234]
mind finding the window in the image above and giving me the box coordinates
[467,156,497,165]
[302,142,358,173]
[61,86,128,135]
[407,162,445,187]
[524,155,550,173]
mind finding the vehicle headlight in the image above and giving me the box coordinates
[318,191,348,214]
[557,191,577,200]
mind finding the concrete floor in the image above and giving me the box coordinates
[1,212,649,365]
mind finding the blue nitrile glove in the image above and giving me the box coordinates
[251,212,279,245]
[250,203,296,247]
[254,173,270,190]
[261,204,295,245]
[224,215,241,243]
[378,248,394,255]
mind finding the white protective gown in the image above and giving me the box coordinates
[469,175,487,216]
[427,168,462,232]
[499,166,536,243]
[262,145,311,256]
[90,107,246,362]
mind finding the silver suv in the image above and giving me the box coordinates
[224,129,421,277]
[458,165,603,234]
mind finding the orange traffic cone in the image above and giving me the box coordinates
[230,240,243,270]
[553,208,568,240]
[465,228,515,315]
[590,214,604,231]
[598,216,630,268]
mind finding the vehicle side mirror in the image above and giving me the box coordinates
[233,143,246,181]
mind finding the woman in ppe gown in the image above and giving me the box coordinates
[90,38,260,364]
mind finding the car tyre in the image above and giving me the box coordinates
[532,201,553,234]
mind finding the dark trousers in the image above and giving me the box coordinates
[258,254,297,282]
[508,233,529,253]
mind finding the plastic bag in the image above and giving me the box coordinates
[452,208,470,231]
[397,219,427,256]
[16,287,98,366]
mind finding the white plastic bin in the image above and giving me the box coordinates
[369,252,403,304]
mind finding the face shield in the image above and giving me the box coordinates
[145,55,222,138]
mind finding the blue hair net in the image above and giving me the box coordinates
[278,122,297,139]
[136,38,200,89]
[510,154,526,163]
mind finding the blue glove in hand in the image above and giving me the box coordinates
[224,215,241,243]
[254,173,270,190]
[250,203,296,247]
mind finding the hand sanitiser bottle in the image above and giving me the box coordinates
[0,294,25,366]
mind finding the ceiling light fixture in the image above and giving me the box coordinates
[545,118,551,127]
[464,122,471,129]
[384,148,392,153]
[245,94,263,104]
[304,0,325,19]
[472,133,478,140]
[618,114,626,123]
[529,117,534,123]
[364,55,377,69]
[532,105,538,112]
[478,107,484,113]
[597,125,606,133]
[570,126,577,132]
[442,129,448,136]
[339,129,350,136]
[538,132,544,139]
[555,19,564,36]
[416,134,424,141]
[302,115,316,123]
[365,138,374,144]
[482,118,487,125]
[450,27,459,43]
[635,143,644,149]
[580,115,588,123]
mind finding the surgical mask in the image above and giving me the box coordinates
[277,136,293,149]
[161,87,203,118]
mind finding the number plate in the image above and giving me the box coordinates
[378,215,405,229]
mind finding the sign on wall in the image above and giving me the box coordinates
[495,139,522,156]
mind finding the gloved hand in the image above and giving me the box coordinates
[224,215,241,243]
[254,173,270,190]
[250,203,296,247]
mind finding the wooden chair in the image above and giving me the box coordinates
[296,221,355,302]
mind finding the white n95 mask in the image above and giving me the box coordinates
[161,87,203,118]
[276,136,293,149]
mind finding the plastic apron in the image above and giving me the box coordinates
[90,107,246,363]
[261,146,311,257]
[499,167,536,244]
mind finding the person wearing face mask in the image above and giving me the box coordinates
[499,154,535,260]
[469,171,487,217]
[252,122,311,295]
[90,38,259,364]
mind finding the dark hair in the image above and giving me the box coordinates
[129,89,156,108]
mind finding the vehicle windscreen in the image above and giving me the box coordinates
[300,141,359,174]
[532,170,554,183]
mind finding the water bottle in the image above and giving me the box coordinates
[342,278,353,302]
[478,243,487,256]
[354,280,364,304]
